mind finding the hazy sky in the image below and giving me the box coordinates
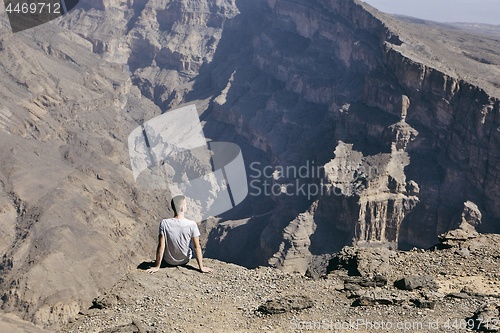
[361,0,500,25]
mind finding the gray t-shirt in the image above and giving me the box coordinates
[159,218,200,266]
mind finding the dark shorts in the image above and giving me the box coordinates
[161,260,188,268]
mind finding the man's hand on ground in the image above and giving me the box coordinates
[200,266,213,273]
[146,266,160,274]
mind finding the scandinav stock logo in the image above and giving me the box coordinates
[128,105,248,222]
[3,0,79,33]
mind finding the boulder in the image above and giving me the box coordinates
[329,246,391,278]
[343,275,388,290]
[394,275,439,291]
[467,303,500,332]
[411,298,437,309]
[257,295,314,314]
[351,290,406,307]
[461,201,482,229]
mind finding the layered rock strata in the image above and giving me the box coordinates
[0,0,499,329]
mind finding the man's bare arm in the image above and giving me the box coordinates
[192,236,212,273]
[146,234,165,274]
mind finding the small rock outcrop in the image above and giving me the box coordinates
[439,201,482,248]
[328,246,391,277]
[460,201,483,229]
[439,223,479,248]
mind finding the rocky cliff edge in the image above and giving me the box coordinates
[62,230,500,333]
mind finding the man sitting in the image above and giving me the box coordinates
[146,195,212,273]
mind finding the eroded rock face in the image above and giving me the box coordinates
[270,95,420,270]
[323,141,419,248]
[62,0,240,110]
[324,96,419,248]
[172,0,499,272]
[59,0,499,262]
[1,0,500,329]
[268,205,317,274]
[0,9,169,330]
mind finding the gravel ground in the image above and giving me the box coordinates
[62,233,499,333]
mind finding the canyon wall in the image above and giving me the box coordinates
[200,0,500,272]
[0,0,498,328]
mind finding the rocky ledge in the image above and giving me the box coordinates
[62,230,499,333]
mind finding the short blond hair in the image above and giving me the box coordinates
[171,195,186,216]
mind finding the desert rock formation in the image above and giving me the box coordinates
[0,0,498,329]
